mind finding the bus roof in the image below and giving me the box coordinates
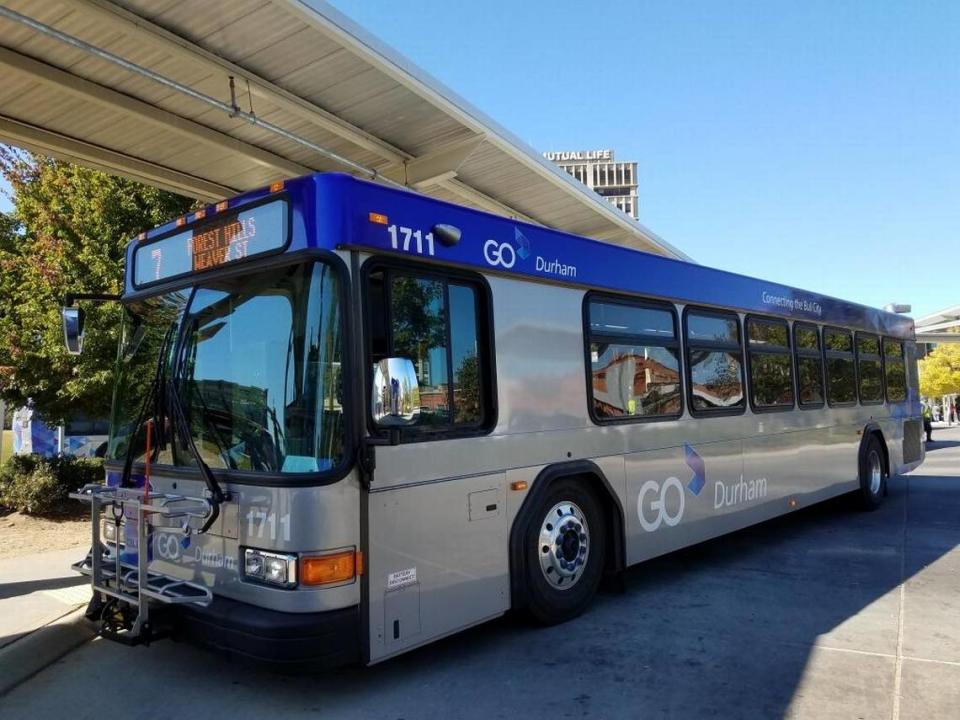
[126,172,915,339]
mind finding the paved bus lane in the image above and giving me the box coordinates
[3,429,960,719]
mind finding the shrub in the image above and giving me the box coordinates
[0,454,104,514]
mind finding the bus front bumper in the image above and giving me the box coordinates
[172,596,361,667]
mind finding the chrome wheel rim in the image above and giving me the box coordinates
[538,501,589,590]
[868,450,883,495]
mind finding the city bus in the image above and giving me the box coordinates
[64,172,925,666]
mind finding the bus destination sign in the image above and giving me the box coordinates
[133,199,287,287]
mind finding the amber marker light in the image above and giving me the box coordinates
[175,217,186,227]
[789,498,798,508]
[510,481,528,492]
[194,209,206,221]
[215,200,229,212]
[269,180,284,193]
[300,550,359,586]
[368,212,389,225]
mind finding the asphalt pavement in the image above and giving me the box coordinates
[2,429,960,719]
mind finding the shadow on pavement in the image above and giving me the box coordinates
[4,439,958,719]
[0,575,89,601]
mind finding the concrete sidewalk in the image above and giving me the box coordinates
[0,547,96,694]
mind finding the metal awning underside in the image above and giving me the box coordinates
[0,0,688,259]
[915,305,960,344]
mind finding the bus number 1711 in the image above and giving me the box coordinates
[387,224,435,256]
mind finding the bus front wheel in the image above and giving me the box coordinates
[522,478,606,625]
[858,435,886,511]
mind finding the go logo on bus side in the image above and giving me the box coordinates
[637,477,686,532]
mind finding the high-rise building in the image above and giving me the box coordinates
[543,149,639,220]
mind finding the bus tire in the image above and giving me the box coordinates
[858,434,886,511]
[522,477,606,625]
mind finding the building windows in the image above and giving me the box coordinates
[586,297,682,421]
[547,151,639,219]
[746,317,794,410]
[883,338,907,402]
[794,323,825,407]
[366,265,494,436]
[685,309,745,414]
[824,327,857,406]
[856,333,884,405]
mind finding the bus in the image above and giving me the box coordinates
[64,172,925,666]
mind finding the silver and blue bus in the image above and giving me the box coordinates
[65,172,925,666]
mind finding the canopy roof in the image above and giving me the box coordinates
[0,0,689,259]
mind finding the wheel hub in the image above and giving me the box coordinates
[869,450,883,495]
[538,501,590,590]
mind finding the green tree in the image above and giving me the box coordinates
[919,344,960,398]
[0,148,193,423]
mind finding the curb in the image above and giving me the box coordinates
[0,606,96,696]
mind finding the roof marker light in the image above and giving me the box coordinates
[194,209,206,221]
[137,232,146,241]
[215,200,228,212]
[369,212,389,225]
[175,217,185,227]
[270,181,284,193]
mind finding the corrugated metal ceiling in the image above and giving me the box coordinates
[0,0,689,259]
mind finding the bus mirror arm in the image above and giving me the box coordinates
[358,429,402,488]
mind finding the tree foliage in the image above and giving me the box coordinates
[0,148,193,423]
[919,344,960,398]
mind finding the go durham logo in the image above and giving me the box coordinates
[637,444,769,532]
[482,227,578,278]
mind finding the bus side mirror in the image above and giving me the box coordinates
[371,358,421,428]
[62,306,85,355]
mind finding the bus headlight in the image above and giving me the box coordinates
[243,548,297,588]
[100,519,119,545]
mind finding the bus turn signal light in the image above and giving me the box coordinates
[368,212,388,225]
[510,481,528,491]
[300,550,358,586]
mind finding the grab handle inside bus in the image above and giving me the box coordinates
[371,358,421,428]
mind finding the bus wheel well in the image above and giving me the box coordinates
[509,461,626,611]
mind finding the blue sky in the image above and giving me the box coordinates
[2,2,956,318]
[327,0,958,318]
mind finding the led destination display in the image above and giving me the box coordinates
[134,199,287,287]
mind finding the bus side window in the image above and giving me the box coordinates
[684,308,745,415]
[856,333,883,405]
[794,323,825,407]
[365,265,492,436]
[746,316,794,411]
[883,338,906,402]
[585,296,682,422]
[824,327,857,406]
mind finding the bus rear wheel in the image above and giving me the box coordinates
[522,478,606,625]
[858,435,886,511]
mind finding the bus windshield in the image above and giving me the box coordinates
[108,260,344,474]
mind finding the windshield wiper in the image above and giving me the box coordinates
[165,375,227,532]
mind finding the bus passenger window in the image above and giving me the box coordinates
[365,266,491,436]
[586,298,681,421]
[746,318,794,410]
[824,328,856,405]
[856,333,883,404]
[794,324,824,407]
[685,309,745,414]
[883,338,907,402]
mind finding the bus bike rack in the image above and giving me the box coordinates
[70,484,214,643]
